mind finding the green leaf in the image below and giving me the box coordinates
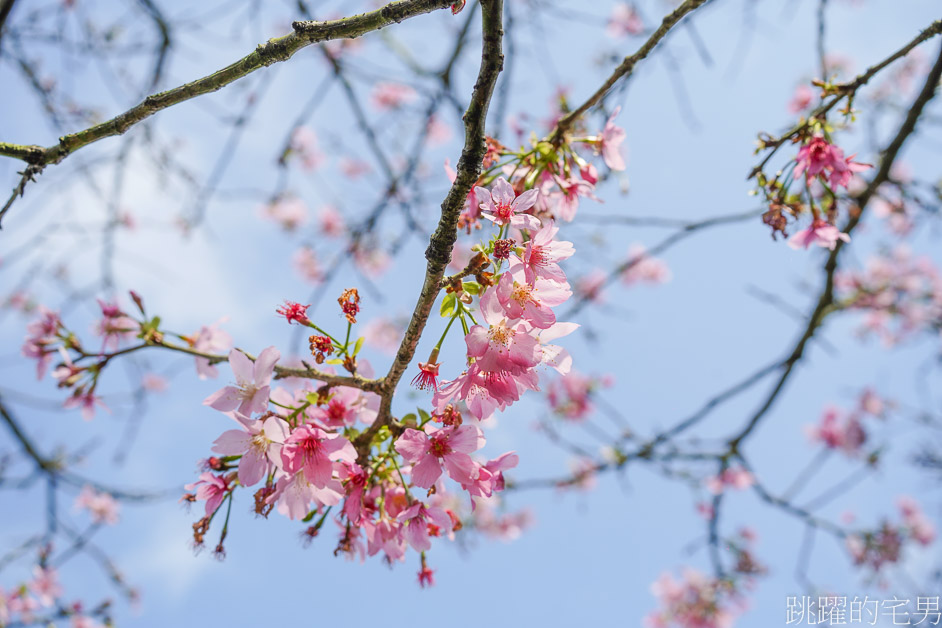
[417,408,431,423]
[440,293,457,318]
[301,509,318,523]
[463,281,481,295]
[325,358,343,365]
[352,336,365,356]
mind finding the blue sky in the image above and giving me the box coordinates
[1,0,941,625]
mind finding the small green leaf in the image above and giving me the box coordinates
[440,293,457,318]
[353,336,365,356]
[325,358,343,365]
[463,281,481,295]
[417,408,431,423]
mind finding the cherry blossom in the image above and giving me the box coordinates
[204,347,279,416]
[211,413,290,487]
[787,219,851,250]
[395,424,485,487]
[475,177,541,231]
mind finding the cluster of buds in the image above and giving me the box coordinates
[846,496,935,579]
[755,114,870,249]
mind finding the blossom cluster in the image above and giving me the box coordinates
[757,118,871,249]
[646,530,764,627]
[0,561,109,628]
[804,389,888,458]
[186,339,524,581]
[846,496,935,579]
[835,246,942,348]
[20,294,232,420]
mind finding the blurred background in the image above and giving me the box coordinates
[1,0,941,625]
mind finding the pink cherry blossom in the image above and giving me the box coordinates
[787,219,851,250]
[897,496,936,545]
[74,485,120,525]
[794,136,844,179]
[495,271,572,329]
[204,346,279,416]
[622,244,671,285]
[434,363,535,420]
[397,502,452,552]
[268,470,343,520]
[191,319,232,380]
[465,289,542,372]
[546,175,597,223]
[705,466,754,494]
[63,390,108,421]
[184,472,231,516]
[93,299,138,351]
[462,451,518,500]
[606,4,644,38]
[395,424,485,487]
[598,106,627,171]
[288,126,324,170]
[475,177,542,231]
[212,413,290,487]
[805,406,867,456]
[371,82,417,110]
[280,425,356,488]
[21,306,61,379]
[646,568,743,628]
[293,246,323,283]
[259,197,308,231]
[788,84,814,113]
[510,220,575,284]
[319,204,345,237]
[309,386,379,428]
[141,373,168,392]
[28,566,61,607]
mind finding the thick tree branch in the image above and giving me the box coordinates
[355,0,505,453]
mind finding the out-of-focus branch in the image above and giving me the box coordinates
[0,0,454,169]
[551,0,710,140]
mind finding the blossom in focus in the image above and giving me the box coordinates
[204,346,280,416]
[511,220,575,284]
[212,413,290,487]
[184,472,231,517]
[395,424,485,488]
[475,177,541,231]
[281,425,356,489]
